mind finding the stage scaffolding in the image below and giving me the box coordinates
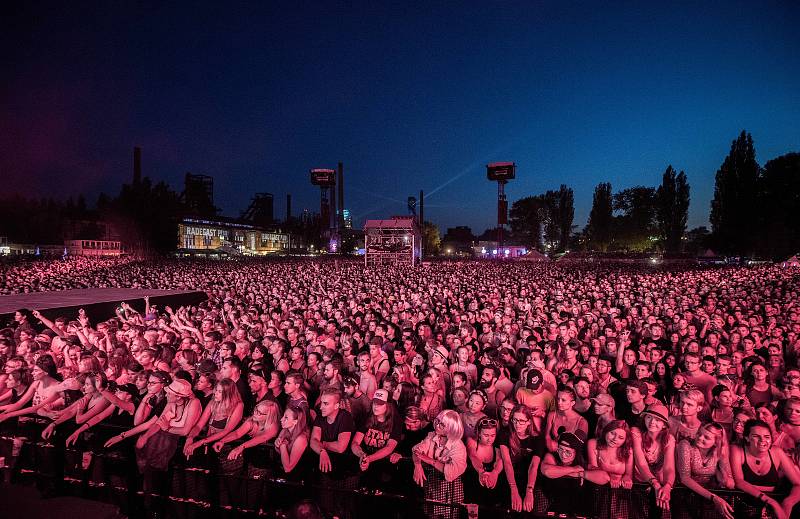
[364,217,421,267]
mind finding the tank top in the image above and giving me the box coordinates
[742,450,780,488]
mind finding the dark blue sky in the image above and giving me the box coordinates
[3,1,799,234]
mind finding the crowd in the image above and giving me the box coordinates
[1,257,800,519]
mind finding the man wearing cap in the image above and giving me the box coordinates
[515,368,554,430]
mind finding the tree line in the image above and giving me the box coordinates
[509,130,799,259]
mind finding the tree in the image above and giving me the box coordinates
[422,220,441,256]
[510,196,545,249]
[710,130,760,255]
[556,184,575,251]
[586,183,613,251]
[759,152,800,259]
[612,186,658,251]
[685,226,711,255]
[656,166,690,253]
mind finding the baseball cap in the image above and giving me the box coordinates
[373,389,390,403]
[526,369,543,390]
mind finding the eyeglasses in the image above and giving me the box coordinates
[148,380,163,385]
[512,417,530,425]
[433,418,444,428]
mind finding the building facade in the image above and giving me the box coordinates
[177,217,291,255]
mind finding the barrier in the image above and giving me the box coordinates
[0,424,792,519]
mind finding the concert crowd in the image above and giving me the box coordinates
[2,257,800,519]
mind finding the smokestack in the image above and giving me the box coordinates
[419,190,424,226]
[337,162,344,228]
[133,146,142,184]
[286,194,292,222]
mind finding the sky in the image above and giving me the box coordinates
[2,1,799,234]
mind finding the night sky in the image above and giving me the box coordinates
[3,1,799,234]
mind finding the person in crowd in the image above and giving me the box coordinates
[310,387,357,518]
[592,392,616,437]
[631,403,676,514]
[274,402,310,477]
[587,419,633,489]
[351,389,401,486]
[544,387,588,453]
[183,378,244,462]
[669,389,706,442]
[739,361,783,408]
[540,429,590,515]
[465,416,504,506]
[412,409,467,519]
[499,405,541,512]
[0,356,64,421]
[710,384,737,437]
[731,418,800,519]
[460,389,488,441]
[675,422,735,519]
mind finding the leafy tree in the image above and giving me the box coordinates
[656,166,690,253]
[759,152,800,259]
[710,130,760,255]
[612,186,657,251]
[422,220,441,256]
[586,182,613,251]
[556,185,575,251]
[684,226,711,255]
[510,196,545,249]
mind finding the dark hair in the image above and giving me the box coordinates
[597,420,632,461]
[224,356,243,371]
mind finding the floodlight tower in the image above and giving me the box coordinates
[310,168,337,251]
[487,162,516,252]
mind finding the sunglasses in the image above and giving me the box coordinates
[477,418,498,428]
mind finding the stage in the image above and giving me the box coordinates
[0,288,207,328]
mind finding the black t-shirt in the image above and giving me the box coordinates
[497,428,544,481]
[359,416,402,455]
[395,425,432,458]
[313,409,356,477]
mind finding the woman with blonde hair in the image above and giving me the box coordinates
[213,398,281,513]
[669,389,706,443]
[675,422,734,519]
[412,409,467,519]
[183,378,244,461]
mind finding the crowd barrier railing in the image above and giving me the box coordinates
[0,421,793,519]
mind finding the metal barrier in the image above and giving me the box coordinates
[0,423,792,519]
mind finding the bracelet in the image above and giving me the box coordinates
[120,432,125,439]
